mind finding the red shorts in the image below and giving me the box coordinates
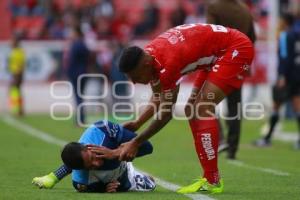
[194,32,254,95]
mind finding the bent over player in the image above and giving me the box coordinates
[32,120,155,193]
[102,23,254,194]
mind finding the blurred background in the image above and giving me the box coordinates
[0,0,298,120]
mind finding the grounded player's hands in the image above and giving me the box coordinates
[106,180,120,193]
[122,121,140,132]
[119,140,139,161]
[87,145,119,160]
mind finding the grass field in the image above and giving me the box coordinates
[0,114,299,200]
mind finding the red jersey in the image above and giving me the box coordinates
[145,23,253,91]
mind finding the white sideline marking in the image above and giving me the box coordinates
[274,131,298,142]
[227,160,290,177]
[1,115,214,200]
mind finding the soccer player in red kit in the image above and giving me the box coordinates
[100,23,254,194]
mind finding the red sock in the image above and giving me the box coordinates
[188,118,220,184]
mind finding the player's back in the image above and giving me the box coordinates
[146,23,240,75]
[150,24,231,55]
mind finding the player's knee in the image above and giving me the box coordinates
[195,101,216,118]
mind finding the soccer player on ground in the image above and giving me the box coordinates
[8,34,26,116]
[32,120,155,193]
[254,13,300,149]
[98,23,254,194]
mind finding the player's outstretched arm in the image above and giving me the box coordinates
[123,80,161,132]
[120,126,153,157]
[88,126,153,160]
[120,85,179,161]
[32,164,72,189]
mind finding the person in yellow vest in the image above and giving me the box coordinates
[8,36,26,116]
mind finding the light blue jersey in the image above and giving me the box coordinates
[71,120,154,192]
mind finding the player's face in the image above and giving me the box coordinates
[82,149,104,169]
[127,54,154,84]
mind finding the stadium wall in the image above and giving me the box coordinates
[0,41,273,116]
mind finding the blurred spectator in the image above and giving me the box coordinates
[10,0,43,17]
[170,1,187,27]
[134,0,159,36]
[110,41,129,103]
[94,16,112,38]
[254,13,300,149]
[8,34,26,116]
[47,14,65,39]
[95,40,129,114]
[184,2,205,24]
[7,0,271,40]
[293,12,300,33]
[66,26,90,125]
[94,0,114,19]
[111,12,132,42]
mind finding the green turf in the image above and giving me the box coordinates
[0,114,300,200]
[281,119,299,133]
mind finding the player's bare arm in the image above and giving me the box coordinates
[119,85,179,161]
[124,80,162,131]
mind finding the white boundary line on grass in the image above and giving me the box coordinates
[274,131,298,142]
[1,115,214,200]
[227,160,290,177]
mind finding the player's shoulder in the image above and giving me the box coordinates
[79,123,106,145]
[15,47,25,55]
[94,120,122,139]
[12,48,25,59]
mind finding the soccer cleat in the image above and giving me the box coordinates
[218,142,229,153]
[177,178,207,194]
[200,178,224,194]
[32,172,59,189]
[253,138,271,147]
[177,178,224,194]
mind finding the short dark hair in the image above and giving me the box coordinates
[61,142,85,169]
[281,13,294,26]
[119,46,144,73]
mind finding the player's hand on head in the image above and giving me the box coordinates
[106,180,120,193]
[87,145,118,160]
[119,140,139,161]
[122,121,140,132]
